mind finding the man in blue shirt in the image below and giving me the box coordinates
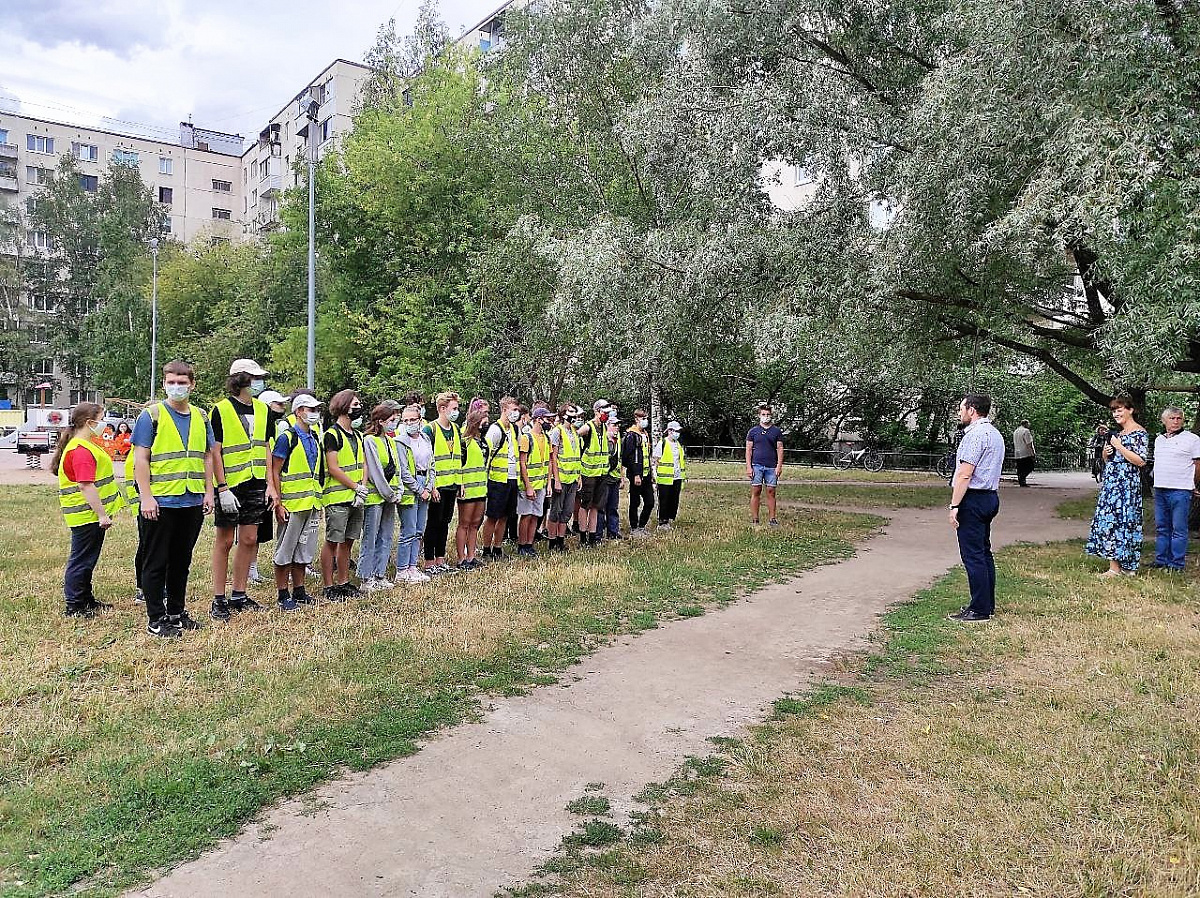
[948,394,1006,623]
[745,403,784,525]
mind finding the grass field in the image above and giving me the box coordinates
[525,536,1200,897]
[686,460,936,484]
[0,482,884,898]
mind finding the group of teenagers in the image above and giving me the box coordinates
[50,358,691,638]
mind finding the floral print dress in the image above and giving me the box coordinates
[1085,429,1147,571]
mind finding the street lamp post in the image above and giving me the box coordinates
[149,237,159,400]
[297,90,321,391]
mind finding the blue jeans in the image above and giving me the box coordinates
[956,489,1000,616]
[751,464,778,487]
[397,496,429,570]
[1154,488,1192,570]
[357,501,397,579]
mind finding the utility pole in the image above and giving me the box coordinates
[149,237,158,400]
[297,88,322,390]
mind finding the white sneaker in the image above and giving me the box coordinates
[411,568,431,583]
[659,522,672,532]
[362,578,384,592]
[376,576,396,589]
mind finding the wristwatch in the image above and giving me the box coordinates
[948,504,959,509]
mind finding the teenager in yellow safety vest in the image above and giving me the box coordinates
[210,358,278,621]
[268,392,325,610]
[516,408,552,556]
[480,395,521,560]
[422,391,463,574]
[357,403,406,590]
[133,359,215,638]
[576,399,614,546]
[653,420,688,531]
[454,405,491,569]
[50,402,126,618]
[321,389,369,600]
[545,402,582,553]
[622,409,655,535]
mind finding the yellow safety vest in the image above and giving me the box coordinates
[148,402,209,498]
[213,397,269,487]
[628,427,650,476]
[520,430,550,491]
[554,424,581,484]
[58,437,126,527]
[279,427,323,513]
[365,434,401,507]
[321,426,364,506]
[123,451,139,506]
[579,418,609,478]
[487,422,518,483]
[430,421,462,489]
[655,439,688,485]
[460,436,489,500]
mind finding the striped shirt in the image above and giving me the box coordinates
[956,418,1005,490]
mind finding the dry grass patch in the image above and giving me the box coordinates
[538,541,1200,898]
[0,483,879,897]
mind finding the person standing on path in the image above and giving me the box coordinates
[133,360,215,638]
[1150,406,1200,571]
[1089,423,1109,482]
[51,402,126,618]
[622,410,654,535]
[653,421,688,530]
[746,403,784,525]
[1085,396,1149,577]
[947,394,1005,623]
[1012,419,1036,487]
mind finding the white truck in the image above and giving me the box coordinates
[15,408,70,456]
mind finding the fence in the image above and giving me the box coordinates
[687,445,1088,473]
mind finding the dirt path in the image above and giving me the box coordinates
[135,485,1089,898]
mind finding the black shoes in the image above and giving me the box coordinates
[948,609,991,622]
[211,599,232,622]
[64,605,96,619]
[228,594,263,612]
[147,617,183,638]
[173,611,203,631]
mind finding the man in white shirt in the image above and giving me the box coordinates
[1152,407,1200,571]
[1012,420,1035,487]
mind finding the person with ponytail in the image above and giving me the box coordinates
[358,403,404,590]
[51,402,127,618]
[455,405,491,569]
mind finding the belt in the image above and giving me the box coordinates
[965,488,998,494]
[416,469,429,475]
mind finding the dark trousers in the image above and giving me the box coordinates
[956,489,1000,616]
[596,476,621,537]
[1154,488,1192,570]
[64,522,107,611]
[134,513,149,590]
[140,505,205,622]
[424,485,459,559]
[628,474,655,529]
[1015,456,1035,486]
[658,481,683,523]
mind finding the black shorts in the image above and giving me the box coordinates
[485,479,519,519]
[214,479,269,529]
[578,475,610,510]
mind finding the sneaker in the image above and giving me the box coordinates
[134,588,145,604]
[247,563,266,586]
[376,576,397,589]
[211,600,231,622]
[174,611,203,631]
[64,605,96,619]
[341,582,364,598]
[410,568,431,583]
[322,585,346,603]
[947,609,991,622]
[293,590,316,605]
[658,522,672,532]
[769,519,780,527]
[228,595,263,613]
[85,599,113,612]
[279,596,300,612]
[363,578,387,592]
[147,617,182,638]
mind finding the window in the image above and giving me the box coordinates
[210,236,230,246]
[159,186,173,204]
[27,230,50,250]
[71,359,91,378]
[212,178,231,192]
[29,294,56,314]
[30,325,50,344]
[0,161,15,179]
[33,358,54,376]
[78,174,98,192]
[0,128,8,145]
[26,134,54,154]
[212,208,231,220]
[320,118,332,143]
[72,142,99,162]
[112,148,139,166]
[251,189,257,205]
[24,196,37,214]
[26,166,52,185]
[161,216,173,233]
[159,157,172,175]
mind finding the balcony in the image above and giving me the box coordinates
[259,173,282,198]
[0,143,17,161]
[0,175,17,192]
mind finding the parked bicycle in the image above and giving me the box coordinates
[834,446,886,472]
[934,450,955,480]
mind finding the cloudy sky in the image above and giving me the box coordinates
[0,0,500,146]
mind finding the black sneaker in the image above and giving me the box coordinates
[211,599,231,622]
[228,595,264,613]
[173,611,203,631]
[323,585,347,603]
[279,595,300,612]
[64,605,96,619]
[147,617,182,638]
[294,590,316,605]
[948,609,991,622]
[85,599,113,612]
[134,588,145,604]
[341,582,364,598]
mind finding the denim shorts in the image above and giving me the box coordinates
[751,464,778,487]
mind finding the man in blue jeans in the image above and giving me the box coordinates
[1151,407,1200,571]
[745,403,784,525]
[947,394,1006,622]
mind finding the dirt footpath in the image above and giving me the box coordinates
[135,485,1090,898]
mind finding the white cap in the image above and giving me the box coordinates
[666,420,682,433]
[291,394,321,412]
[593,399,610,413]
[258,390,286,406]
[229,358,268,376]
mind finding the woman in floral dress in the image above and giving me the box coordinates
[1085,396,1148,576]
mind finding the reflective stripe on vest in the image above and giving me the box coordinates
[58,437,127,527]
[521,431,550,491]
[460,437,489,500]
[487,423,517,483]
[321,427,364,506]
[431,422,462,489]
[655,439,688,485]
[214,397,269,487]
[280,428,321,513]
[628,428,650,476]
[365,434,401,506]
[579,419,609,477]
[149,403,208,497]
[554,424,581,484]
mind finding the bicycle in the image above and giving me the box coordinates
[834,446,886,472]
[934,451,955,480]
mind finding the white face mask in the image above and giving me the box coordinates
[668,432,680,442]
[88,420,105,436]
[249,379,266,396]
[447,409,459,422]
[304,411,322,425]
[507,409,521,423]
[637,418,648,429]
[164,383,191,401]
[385,417,400,433]
[759,415,771,425]
[405,422,421,436]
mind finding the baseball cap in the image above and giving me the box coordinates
[532,407,552,419]
[258,390,286,406]
[666,420,682,433]
[229,358,268,377]
[291,394,321,412]
[593,399,610,412]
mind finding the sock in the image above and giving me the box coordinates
[278,588,289,603]
[214,593,227,604]
[231,590,247,600]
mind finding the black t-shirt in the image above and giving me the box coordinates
[211,396,282,444]
[323,424,362,458]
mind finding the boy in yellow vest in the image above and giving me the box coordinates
[132,360,215,638]
[516,408,552,557]
[269,393,324,610]
[546,403,581,553]
[652,420,688,532]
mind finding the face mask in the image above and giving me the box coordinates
[385,418,400,434]
[350,417,363,429]
[88,421,105,436]
[165,383,191,401]
[522,424,533,436]
[447,409,460,423]
[598,412,609,423]
[508,409,521,423]
[304,411,322,425]
[249,379,266,396]
[405,422,421,436]
[668,432,680,441]
[637,418,648,429]
[759,415,771,425]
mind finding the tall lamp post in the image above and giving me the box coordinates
[149,237,159,400]
[297,89,321,390]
